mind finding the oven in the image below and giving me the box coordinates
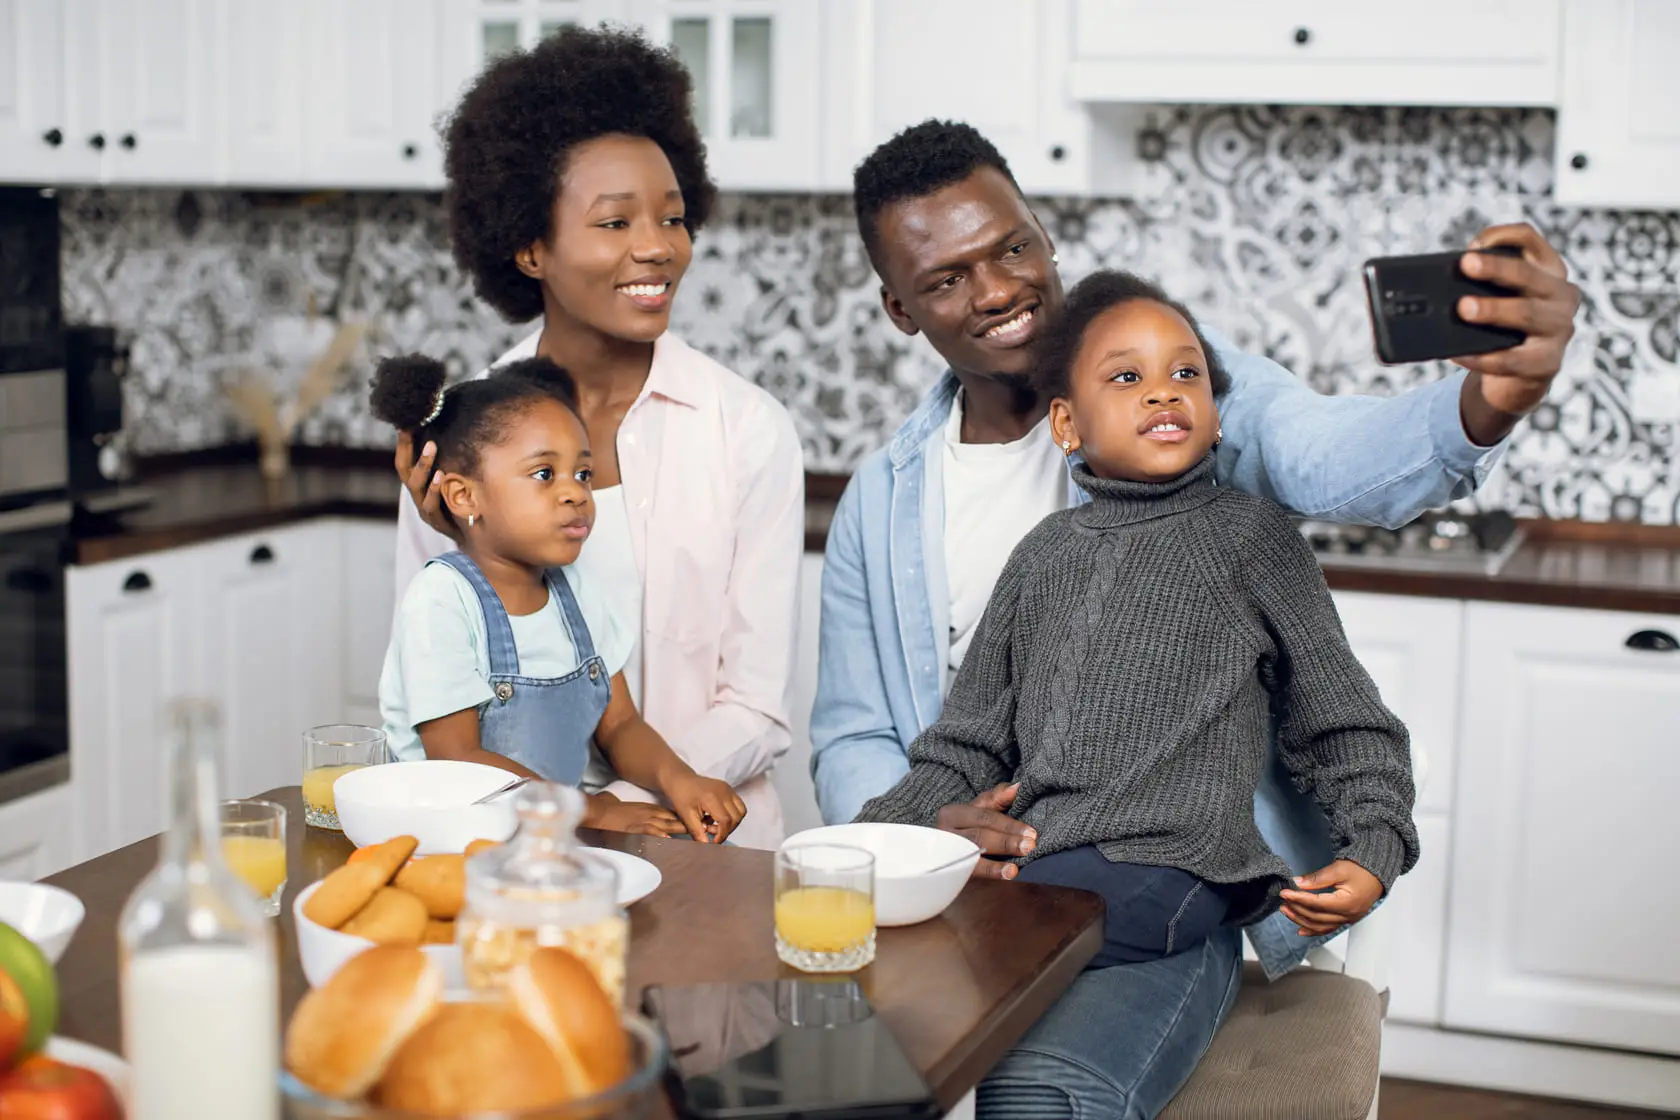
[0,186,70,798]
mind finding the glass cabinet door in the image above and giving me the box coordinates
[645,1,819,190]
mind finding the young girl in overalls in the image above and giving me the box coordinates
[371,353,746,843]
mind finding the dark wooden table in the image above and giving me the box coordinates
[45,787,1102,1112]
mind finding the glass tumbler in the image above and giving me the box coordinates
[773,844,876,973]
[219,798,287,916]
[301,724,386,830]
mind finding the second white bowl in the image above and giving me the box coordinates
[332,760,519,855]
[0,882,84,963]
[781,823,980,926]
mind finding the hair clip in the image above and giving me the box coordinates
[421,386,446,426]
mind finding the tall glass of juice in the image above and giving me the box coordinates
[774,844,875,973]
[301,724,387,830]
[220,799,287,916]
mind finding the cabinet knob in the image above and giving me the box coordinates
[88,132,106,151]
[1293,26,1311,45]
[1049,144,1067,162]
[402,143,418,159]
[120,133,137,150]
[1570,152,1589,171]
[122,570,152,593]
[1625,629,1679,652]
[41,128,63,148]
[250,544,275,565]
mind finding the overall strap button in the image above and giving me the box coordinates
[587,663,601,682]
[494,682,514,702]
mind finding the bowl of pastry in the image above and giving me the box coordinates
[293,835,665,990]
[282,944,665,1118]
[781,823,980,926]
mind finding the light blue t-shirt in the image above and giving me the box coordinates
[378,562,633,762]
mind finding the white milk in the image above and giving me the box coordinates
[122,944,279,1120]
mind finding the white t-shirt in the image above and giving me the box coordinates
[942,391,1069,685]
[572,484,644,709]
[379,561,633,762]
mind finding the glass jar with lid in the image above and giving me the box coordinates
[457,781,628,1005]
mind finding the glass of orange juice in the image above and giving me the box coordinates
[219,798,287,916]
[302,724,387,830]
[774,844,876,973]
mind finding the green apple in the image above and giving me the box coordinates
[0,923,57,1058]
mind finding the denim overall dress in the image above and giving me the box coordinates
[429,552,611,785]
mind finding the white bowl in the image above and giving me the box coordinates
[781,823,979,927]
[293,880,466,990]
[0,882,85,963]
[292,849,663,988]
[332,760,519,856]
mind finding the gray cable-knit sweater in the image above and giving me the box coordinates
[856,454,1419,925]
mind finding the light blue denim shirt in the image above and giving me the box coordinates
[810,327,1504,978]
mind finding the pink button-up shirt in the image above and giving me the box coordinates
[393,330,805,849]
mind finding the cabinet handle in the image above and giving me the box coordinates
[88,132,105,151]
[249,544,275,565]
[1625,629,1679,653]
[1570,152,1588,171]
[1049,144,1066,162]
[41,128,63,148]
[401,143,418,159]
[122,570,152,593]
[120,133,137,150]
[1293,26,1311,45]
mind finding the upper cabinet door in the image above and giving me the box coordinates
[0,0,102,183]
[636,0,821,191]
[1069,0,1560,107]
[1555,0,1680,209]
[305,0,445,189]
[822,0,1088,196]
[222,0,307,185]
[98,0,222,183]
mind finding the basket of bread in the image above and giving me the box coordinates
[281,944,665,1118]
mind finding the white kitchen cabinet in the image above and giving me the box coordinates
[0,0,101,183]
[222,0,307,184]
[0,786,74,881]
[304,0,446,189]
[1068,0,1560,108]
[439,0,631,105]
[637,0,822,190]
[340,519,397,730]
[1330,591,1463,814]
[198,523,342,802]
[1554,0,1680,208]
[1444,601,1680,1056]
[821,0,1089,195]
[1385,811,1450,1024]
[66,545,199,860]
[95,0,222,183]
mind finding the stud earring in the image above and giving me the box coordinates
[1213,427,1223,448]
[1051,252,1060,264]
[1060,439,1071,451]
[467,514,476,528]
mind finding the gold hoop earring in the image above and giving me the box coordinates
[1213,427,1223,448]
[1060,439,1071,452]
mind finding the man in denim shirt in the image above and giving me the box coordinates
[810,121,1581,1119]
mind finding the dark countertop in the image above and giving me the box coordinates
[72,455,1680,615]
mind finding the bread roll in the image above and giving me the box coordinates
[394,854,465,920]
[464,838,500,858]
[341,886,429,946]
[507,947,631,1097]
[285,946,443,1099]
[360,835,420,881]
[303,862,391,930]
[377,1002,571,1114]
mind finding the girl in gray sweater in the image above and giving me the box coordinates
[857,271,1418,967]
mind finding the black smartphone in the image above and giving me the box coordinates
[642,978,942,1120]
[1362,245,1526,365]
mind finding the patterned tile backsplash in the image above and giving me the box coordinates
[56,106,1680,522]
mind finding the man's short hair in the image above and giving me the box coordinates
[851,119,1021,268]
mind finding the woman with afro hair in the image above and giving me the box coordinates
[391,24,803,849]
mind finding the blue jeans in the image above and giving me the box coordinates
[1016,848,1231,968]
[977,925,1244,1119]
